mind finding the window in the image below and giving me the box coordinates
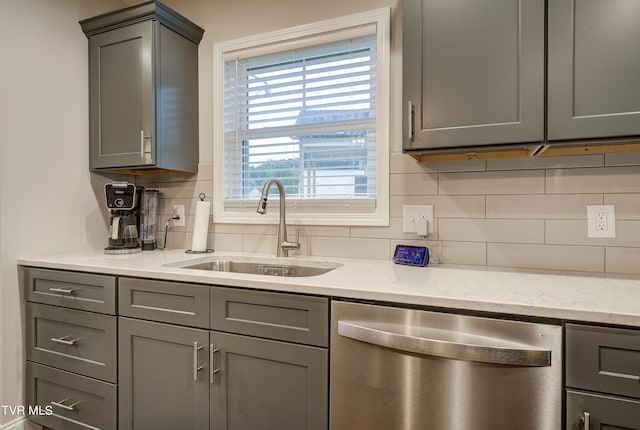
[213,9,389,226]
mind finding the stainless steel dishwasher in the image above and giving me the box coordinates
[330,301,562,430]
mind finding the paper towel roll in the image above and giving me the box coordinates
[190,200,210,252]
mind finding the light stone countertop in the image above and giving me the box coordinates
[17,249,640,327]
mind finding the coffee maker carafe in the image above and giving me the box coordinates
[105,182,142,254]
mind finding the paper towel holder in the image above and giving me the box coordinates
[186,193,214,254]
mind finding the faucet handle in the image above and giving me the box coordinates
[281,228,301,252]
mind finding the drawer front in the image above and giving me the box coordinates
[24,267,116,314]
[26,362,117,430]
[27,303,117,383]
[211,287,329,347]
[566,323,640,399]
[566,389,640,430]
[119,277,210,328]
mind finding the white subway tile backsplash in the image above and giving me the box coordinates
[212,233,243,252]
[310,237,391,260]
[546,220,640,247]
[439,219,545,244]
[155,151,640,275]
[487,243,605,273]
[606,247,640,275]
[486,194,602,219]
[390,173,438,196]
[391,195,485,218]
[605,152,640,167]
[439,170,545,195]
[439,241,486,266]
[546,166,640,194]
[605,194,640,219]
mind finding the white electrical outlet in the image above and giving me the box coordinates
[173,204,185,227]
[403,205,434,236]
[587,205,615,238]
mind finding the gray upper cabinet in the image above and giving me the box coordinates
[403,0,545,151]
[547,0,640,141]
[80,1,204,174]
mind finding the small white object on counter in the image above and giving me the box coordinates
[190,199,210,252]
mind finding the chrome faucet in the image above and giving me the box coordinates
[257,178,300,257]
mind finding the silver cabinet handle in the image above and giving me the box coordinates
[582,411,590,429]
[193,342,204,381]
[407,100,415,142]
[140,130,152,156]
[210,344,220,384]
[50,336,78,346]
[48,287,75,294]
[50,398,79,411]
[337,321,551,367]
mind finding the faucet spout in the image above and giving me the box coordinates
[256,178,300,257]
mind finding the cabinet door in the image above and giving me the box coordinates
[403,0,544,151]
[119,318,209,430]
[566,390,640,430]
[548,0,640,141]
[210,331,328,430]
[89,20,154,169]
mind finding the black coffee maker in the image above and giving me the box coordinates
[104,182,142,254]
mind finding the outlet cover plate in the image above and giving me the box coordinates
[173,205,185,227]
[587,204,615,238]
[403,205,434,235]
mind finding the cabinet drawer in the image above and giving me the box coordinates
[119,277,210,328]
[26,362,117,430]
[27,303,117,383]
[211,287,328,347]
[566,323,640,399]
[566,389,640,430]
[24,268,116,314]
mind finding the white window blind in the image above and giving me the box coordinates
[223,34,378,214]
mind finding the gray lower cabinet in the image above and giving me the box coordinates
[565,323,640,429]
[118,282,330,430]
[211,331,328,430]
[118,317,211,430]
[402,0,545,151]
[547,0,640,141]
[22,267,118,430]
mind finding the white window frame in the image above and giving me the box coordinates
[213,8,390,226]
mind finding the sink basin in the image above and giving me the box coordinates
[165,256,342,277]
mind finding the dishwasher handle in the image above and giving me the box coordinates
[337,320,551,367]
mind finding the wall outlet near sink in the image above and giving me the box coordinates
[403,205,434,236]
[587,204,615,238]
[173,205,185,227]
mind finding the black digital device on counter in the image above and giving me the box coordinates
[393,245,429,266]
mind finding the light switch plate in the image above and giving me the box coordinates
[403,205,434,235]
[587,205,615,238]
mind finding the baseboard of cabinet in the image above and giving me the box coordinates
[0,417,42,430]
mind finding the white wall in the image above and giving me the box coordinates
[0,0,122,425]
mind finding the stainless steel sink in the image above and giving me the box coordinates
[165,256,341,277]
